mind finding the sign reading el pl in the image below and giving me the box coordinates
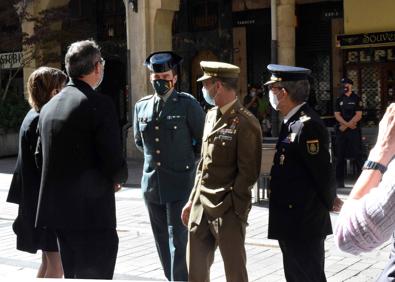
[346,48,395,64]
[0,52,23,69]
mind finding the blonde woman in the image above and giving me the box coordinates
[7,67,67,278]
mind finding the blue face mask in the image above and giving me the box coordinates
[202,85,216,106]
[152,79,173,96]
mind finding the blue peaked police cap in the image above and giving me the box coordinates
[264,64,311,85]
[144,51,183,73]
[340,77,354,85]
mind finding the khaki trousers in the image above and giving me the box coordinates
[187,208,248,282]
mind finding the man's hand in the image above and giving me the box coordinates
[339,124,348,132]
[347,121,357,129]
[181,201,192,227]
[114,184,122,192]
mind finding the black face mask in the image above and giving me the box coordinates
[151,79,173,96]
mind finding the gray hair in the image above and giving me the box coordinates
[279,80,310,104]
[65,40,101,78]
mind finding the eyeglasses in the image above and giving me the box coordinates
[97,57,105,67]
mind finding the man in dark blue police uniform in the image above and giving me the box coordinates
[267,64,335,282]
[133,51,205,281]
[334,78,363,189]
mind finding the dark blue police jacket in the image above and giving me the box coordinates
[134,90,205,204]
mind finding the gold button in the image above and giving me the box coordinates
[222,142,225,146]
[157,162,161,166]
[186,165,189,169]
[174,125,178,129]
[155,126,159,130]
[156,150,160,154]
[155,138,159,142]
[201,180,205,185]
[230,187,233,190]
[288,204,293,209]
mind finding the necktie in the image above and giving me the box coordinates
[216,109,222,121]
[155,98,164,116]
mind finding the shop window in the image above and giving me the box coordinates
[311,54,331,116]
[360,66,381,126]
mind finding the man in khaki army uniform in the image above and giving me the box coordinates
[266,64,335,282]
[181,61,262,282]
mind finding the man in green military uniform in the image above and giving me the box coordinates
[266,64,336,282]
[134,51,205,281]
[181,61,262,282]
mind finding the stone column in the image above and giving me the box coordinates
[126,0,180,159]
[277,0,295,66]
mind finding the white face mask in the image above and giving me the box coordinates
[202,84,217,106]
[269,90,279,110]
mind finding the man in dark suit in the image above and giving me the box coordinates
[133,51,205,281]
[266,64,335,282]
[35,40,128,279]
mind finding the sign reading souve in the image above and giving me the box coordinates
[0,52,23,69]
[337,31,395,49]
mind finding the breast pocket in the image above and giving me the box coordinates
[165,117,187,140]
[208,134,236,165]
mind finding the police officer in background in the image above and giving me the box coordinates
[334,78,363,190]
[133,51,205,281]
[181,61,262,282]
[267,64,335,282]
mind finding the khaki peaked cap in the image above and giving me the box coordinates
[197,61,240,82]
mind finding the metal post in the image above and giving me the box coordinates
[271,0,279,137]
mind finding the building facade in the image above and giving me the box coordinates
[1,0,395,158]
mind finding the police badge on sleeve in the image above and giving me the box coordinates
[306,139,319,155]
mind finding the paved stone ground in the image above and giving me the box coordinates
[0,157,392,281]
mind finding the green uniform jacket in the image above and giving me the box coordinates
[188,99,262,233]
[134,90,205,203]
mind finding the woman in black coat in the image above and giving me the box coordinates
[6,66,67,278]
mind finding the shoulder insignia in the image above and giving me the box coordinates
[299,115,311,123]
[238,106,253,117]
[306,139,319,155]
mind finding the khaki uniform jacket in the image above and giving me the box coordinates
[188,99,262,233]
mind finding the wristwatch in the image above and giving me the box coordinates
[362,160,387,174]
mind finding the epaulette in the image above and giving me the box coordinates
[238,106,254,118]
[136,94,154,103]
[299,111,311,123]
